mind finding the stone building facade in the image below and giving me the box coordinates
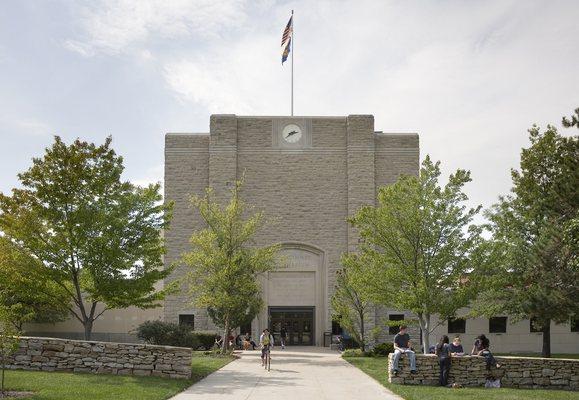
[163,114,419,346]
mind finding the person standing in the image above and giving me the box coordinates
[280,326,287,349]
[390,325,417,375]
[436,335,451,386]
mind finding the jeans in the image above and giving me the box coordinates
[391,349,416,371]
[439,356,451,386]
[480,350,497,370]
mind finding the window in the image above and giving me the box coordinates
[332,320,343,335]
[448,318,466,334]
[530,317,542,333]
[489,317,507,333]
[571,318,579,333]
[389,314,404,335]
[178,314,195,329]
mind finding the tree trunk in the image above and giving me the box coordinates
[1,356,5,395]
[359,310,365,351]
[221,318,230,355]
[83,319,93,341]
[418,313,431,354]
[541,320,551,358]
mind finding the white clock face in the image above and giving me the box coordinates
[282,124,302,143]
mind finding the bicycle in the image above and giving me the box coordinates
[263,345,271,371]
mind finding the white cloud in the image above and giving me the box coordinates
[65,0,248,56]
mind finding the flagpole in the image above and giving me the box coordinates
[291,9,294,116]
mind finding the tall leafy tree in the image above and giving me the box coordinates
[482,122,578,357]
[183,179,280,354]
[349,156,484,353]
[0,136,174,340]
[331,253,372,350]
[0,237,69,329]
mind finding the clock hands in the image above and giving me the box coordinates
[285,130,298,138]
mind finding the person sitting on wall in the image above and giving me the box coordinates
[244,333,257,350]
[390,325,417,376]
[214,335,223,349]
[449,336,464,356]
[471,334,501,370]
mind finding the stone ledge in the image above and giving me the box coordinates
[8,337,192,379]
[387,353,579,391]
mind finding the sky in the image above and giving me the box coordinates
[1,0,578,220]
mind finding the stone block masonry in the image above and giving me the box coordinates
[388,353,579,390]
[8,337,192,379]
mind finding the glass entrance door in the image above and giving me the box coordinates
[269,307,314,346]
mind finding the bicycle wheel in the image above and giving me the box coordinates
[267,350,271,371]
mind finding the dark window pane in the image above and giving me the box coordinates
[179,314,195,329]
[448,318,466,334]
[332,320,343,335]
[571,318,579,333]
[489,317,507,333]
[529,317,542,333]
[389,314,404,335]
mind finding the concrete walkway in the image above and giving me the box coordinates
[169,347,402,400]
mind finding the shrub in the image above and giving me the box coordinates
[342,348,366,357]
[192,331,217,350]
[136,320,200,349]
[371,342,394,357]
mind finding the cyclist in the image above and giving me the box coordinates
[260,328,274,366]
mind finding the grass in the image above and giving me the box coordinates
[344,356,579,400]
[1,352,234,400]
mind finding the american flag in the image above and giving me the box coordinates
[281,16,293,47]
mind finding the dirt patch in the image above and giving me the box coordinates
[0,391,34,398]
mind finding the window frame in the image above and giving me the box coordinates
[178,314,195,329]
[447,317,466,334]
[489,316,507,333]
[388,314,405,335]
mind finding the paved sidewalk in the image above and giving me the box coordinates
[169,347,402,400]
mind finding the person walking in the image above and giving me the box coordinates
[436,335,451,386]
[280,326,287,349]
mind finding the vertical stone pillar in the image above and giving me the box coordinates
[346,115,375,251]
[209,114,238,203]
[346,115,376,347]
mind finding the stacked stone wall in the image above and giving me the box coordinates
[388,353,578,390]
[8,337,192,379]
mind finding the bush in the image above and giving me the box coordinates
[136,320,200,349]
[192,331,218,350]
[342,348,366,357]
[371,342,394,357]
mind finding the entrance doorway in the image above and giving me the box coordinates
[269,307,314,346]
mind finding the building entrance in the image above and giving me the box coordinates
[269,307,314,346]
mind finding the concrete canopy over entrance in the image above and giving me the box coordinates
[257,243,326,346]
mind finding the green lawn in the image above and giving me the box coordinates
[2,352,234,400]
[345,356,579,400]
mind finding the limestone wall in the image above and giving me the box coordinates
[388,353,579,390]
[8,337,192,379]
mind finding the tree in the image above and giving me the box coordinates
[331,253,372,351]
[183,179,280,354]
[0,136,174,340]
[349,156,484,353]
[562,107,579,129]
[0,238,69,330]
[482,122,578,357]
[0,310,19,397]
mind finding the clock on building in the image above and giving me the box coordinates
[282,124,302,143]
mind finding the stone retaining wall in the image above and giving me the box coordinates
[388,353,579,390]
[8,337,192,379]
